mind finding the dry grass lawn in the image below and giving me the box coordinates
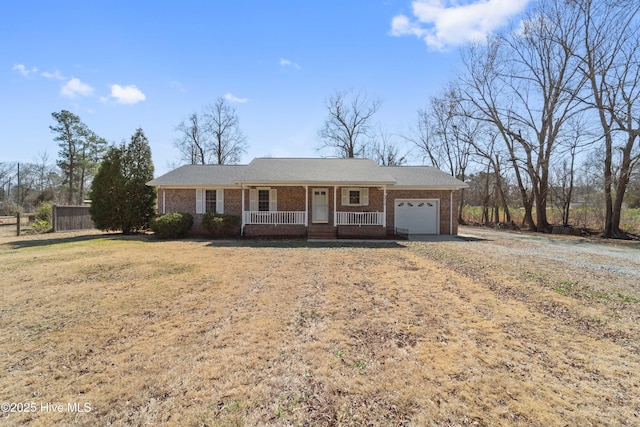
[1,230,639,426]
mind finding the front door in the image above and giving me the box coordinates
[312,188,329,223]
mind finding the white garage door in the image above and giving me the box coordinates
[394,199,439,234]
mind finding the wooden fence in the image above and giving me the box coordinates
[53,205,95,232]
[0,214,32,237]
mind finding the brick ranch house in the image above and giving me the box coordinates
[147,158,468,239]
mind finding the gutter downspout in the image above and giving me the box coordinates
[450,190,453,235]
[241,184,245,236]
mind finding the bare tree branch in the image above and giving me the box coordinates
[318,89,382,158]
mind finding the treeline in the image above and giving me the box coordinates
[400,0,640,238]
[0,110,150,218]
[1,110,108,214]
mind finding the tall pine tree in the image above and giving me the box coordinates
[51,110,107,205]
[90,128,156,233]
[51,110,86,204]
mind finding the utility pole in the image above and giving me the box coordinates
[16,162,21,209]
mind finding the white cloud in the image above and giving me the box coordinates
[170,80,187,93]
[12,64,38,78]
[390,0,530,50]
[224,93,248,104]
[279,58,301,70]
[60,78,94,98]
[41,69,65,80]
[106,84,146,105]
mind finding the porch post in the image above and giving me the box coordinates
[304,185,308,226]
[333,186,337,226]
[383,185,387,227]
[162,189,166,214]
[241,184,245,236]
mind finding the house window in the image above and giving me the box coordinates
[258,189,270,211]
[205,190,217,213]
[341,188,369,206]
[196,188,223,214]
[349,190,360,205]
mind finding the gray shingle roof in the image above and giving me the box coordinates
[147,164,249,187]
[383,165,469,189]
[244,158,395,184]
[147,158,467,189]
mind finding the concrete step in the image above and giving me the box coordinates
[307,226,337,239]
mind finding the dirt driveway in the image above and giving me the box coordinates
[1,230,639,426]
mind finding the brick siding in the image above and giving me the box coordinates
[386,189,461,235]
[337,225,387,238]
[158,187,462,237]
[243,224,307,238]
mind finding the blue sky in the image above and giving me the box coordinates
[1,0,529,176]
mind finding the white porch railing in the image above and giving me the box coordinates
[336,211,384,226]
[244,211,306,225]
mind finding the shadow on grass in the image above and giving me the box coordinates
[204,238,408,249]
[2,232,154,250]
[4,231,483,251]
[456,235,491,242]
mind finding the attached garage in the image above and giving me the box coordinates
[394,199,440,235]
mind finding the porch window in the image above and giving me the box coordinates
[249,188,277,212]
[341,188,369,206]
[258,189,270,211]
[349,190,360,205]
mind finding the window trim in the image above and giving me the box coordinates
[341,187,369,207]
[196,188,224,214]
[205,189,217,213]
[249,187,277,212]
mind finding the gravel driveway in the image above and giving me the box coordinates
[458,226,640,279]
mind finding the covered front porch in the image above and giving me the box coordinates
[243,210,385,226]
[240,185,387,234]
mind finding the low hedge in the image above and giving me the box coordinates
[202,212,241,238]
[150,212,194,238]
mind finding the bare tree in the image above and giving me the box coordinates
[203,97,248,165]
[407,83,474,222]
[459,0,587,232]
[174,113,209,165]
[33,151,60,203]
[174,98,248,165]
[367,127,408,166]
[318,89,382,158]
[469,130,513,224]
[571,0,640,237]
[0,162,15,202]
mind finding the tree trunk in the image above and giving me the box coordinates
[611,134,637,236]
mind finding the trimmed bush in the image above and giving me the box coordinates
[150,212,193,239]
[202,212,241,238]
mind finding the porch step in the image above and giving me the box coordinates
[307,225,337,240]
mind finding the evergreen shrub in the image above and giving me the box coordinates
[150,212,194,238]
[202,212,241,238]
